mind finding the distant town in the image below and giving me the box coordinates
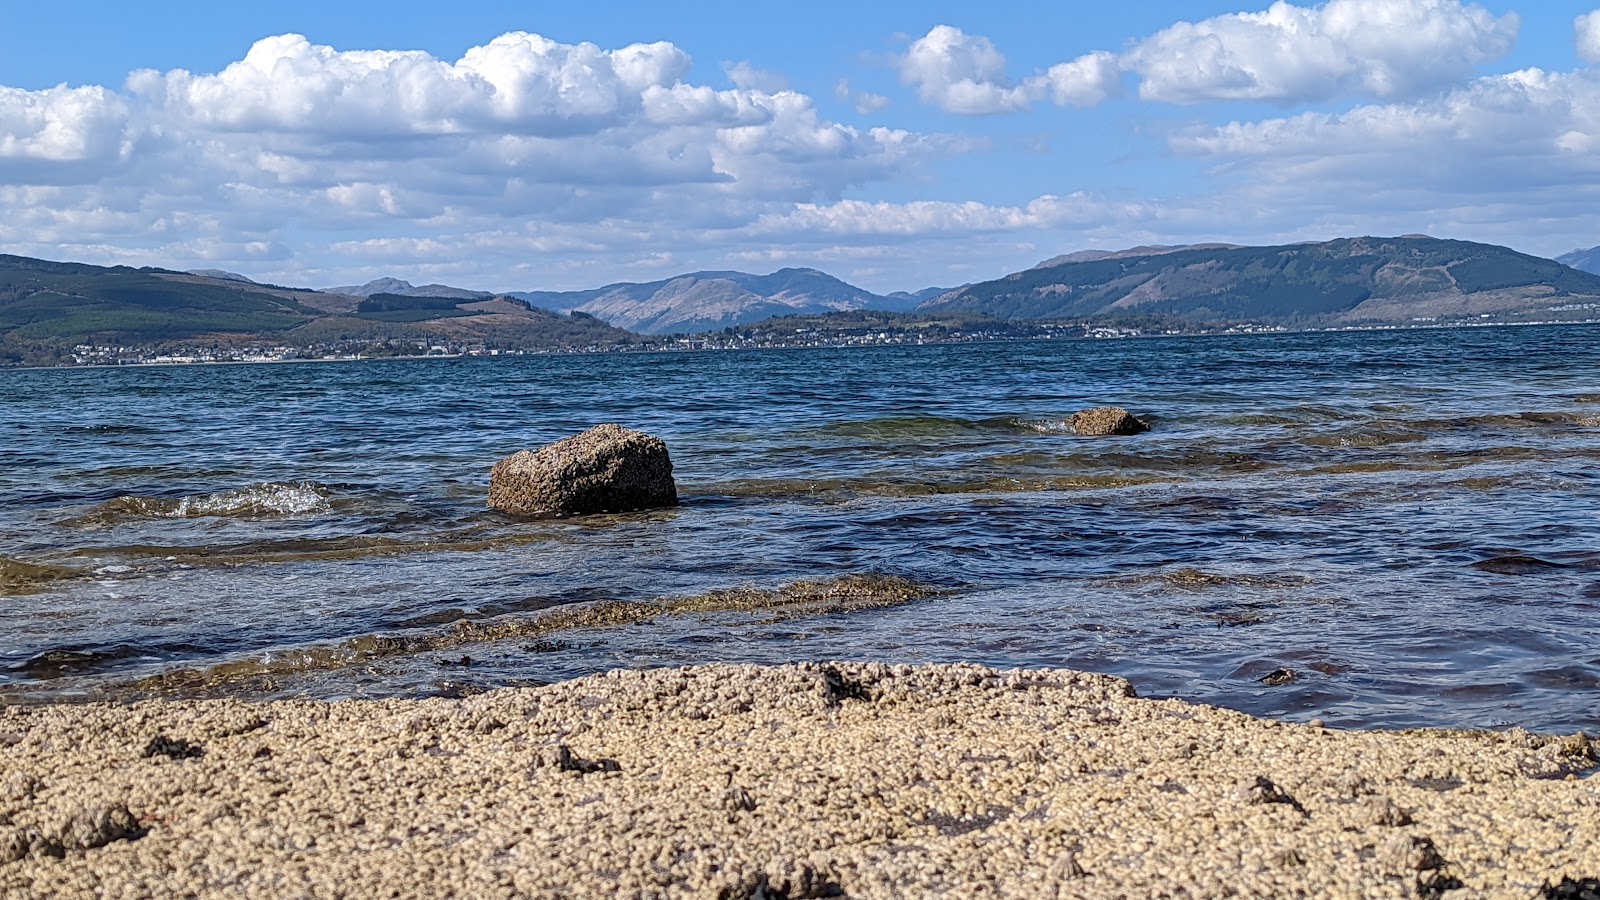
[49,312,1600,369]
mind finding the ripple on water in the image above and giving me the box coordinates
[64,481,341,526]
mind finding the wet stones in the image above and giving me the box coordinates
[488,423,677,517]
[1069,407,1151,436]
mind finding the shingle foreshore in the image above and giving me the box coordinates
[1,662,1596,898]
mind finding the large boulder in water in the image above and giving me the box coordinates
[489,424,677,517]
[1070,407,1151,436]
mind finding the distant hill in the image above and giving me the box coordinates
[1556,246,1600,275]
[186,268,259,284]
[1028,244,1241,269]
[508,268,924,335]
[922,236,1600,326]
[0,255,321,345]
[324,277,493,301]
[0,255,641,364]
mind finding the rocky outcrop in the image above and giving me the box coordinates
[489,424,676,517]
[1070,407,1151,436]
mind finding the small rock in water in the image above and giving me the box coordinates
[1069,407,1151,436]
[488,423,676,517]
[1260,668,1299,686]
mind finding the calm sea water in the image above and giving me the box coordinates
[2,326,1598,731]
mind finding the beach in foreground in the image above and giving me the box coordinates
[1,663,1595,899]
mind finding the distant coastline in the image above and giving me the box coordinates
[9,315,1600,372]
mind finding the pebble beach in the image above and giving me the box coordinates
[2,662,1596,898]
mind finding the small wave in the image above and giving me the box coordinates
[1470,555,1571,575]
[66,481,339,525]
[1006,418,1076,435]
[9,641,207,678]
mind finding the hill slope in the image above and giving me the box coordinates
[922,236,1600,325]
[508,268,923,335]
[0,255,322,344]
[0,255,641,364]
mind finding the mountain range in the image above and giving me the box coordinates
[5,234,1600,365]
[503,268,928,334]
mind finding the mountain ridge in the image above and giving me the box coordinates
[922,235,1600,326]
[506,267,927,334]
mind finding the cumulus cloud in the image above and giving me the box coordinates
[1127,0,1519,104]
[903,2,1519,115]
[897,25,1121,114]
[0,31,939,286]
[1579,10,1600,64]
[0,84,132,186]
[1166,65,1600,251]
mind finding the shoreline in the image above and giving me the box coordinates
[2,662,1595,898]
[9,317,1600,373]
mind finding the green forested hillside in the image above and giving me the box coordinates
[0,256,642,364]
[922,236,1600,325]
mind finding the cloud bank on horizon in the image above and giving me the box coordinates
[1,0,1598,293]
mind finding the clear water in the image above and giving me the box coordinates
[2,326,1598,731]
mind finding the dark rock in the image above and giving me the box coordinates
[1543,877,1600,899]
[821,665,871,706]
[1260,668,1299,686]
[1238,775,1307,814]
[719,864,843,900]
[143,735,203,760]
[0,827,27,864]
[1069,407,1151,436]
[488,424,677,517]
[555,745,621,775]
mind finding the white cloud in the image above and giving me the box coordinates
[835,79,891,115]
[898,25,1121,115]
[0,31,940,287]
[1127,0,1520,104]
[1042,52,1122,108]
[1167,65,1600,252]
[902,3,1519,115]
[899,25,1036,114]
[0,84,131,186]
[751,193,1153,237]
[1579,10,1600,64]
[723,60,788,93]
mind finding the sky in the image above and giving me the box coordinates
[3,0,1600,294]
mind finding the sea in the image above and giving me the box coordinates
[2,325,1598,732]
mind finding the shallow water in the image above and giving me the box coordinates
[2,326,1598,731]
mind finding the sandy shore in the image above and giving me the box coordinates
[1,662,1596,899]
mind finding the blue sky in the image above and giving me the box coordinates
[3,1,1599,293]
